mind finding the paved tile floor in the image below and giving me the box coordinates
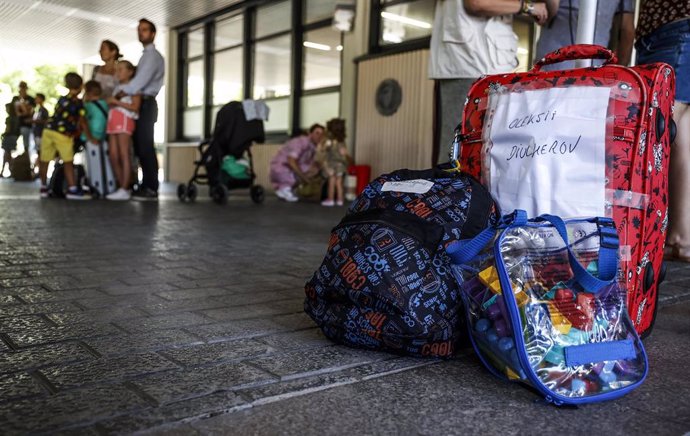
[0,179,689,435]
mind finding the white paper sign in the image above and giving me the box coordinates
[381,180,434,194]
[485,86,610,218]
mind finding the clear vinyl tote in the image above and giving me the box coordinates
[447,210,647,405]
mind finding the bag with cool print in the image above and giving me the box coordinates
[304,166,498,357]
[446,210,648,405]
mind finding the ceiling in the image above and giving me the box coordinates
[0,0,243,67]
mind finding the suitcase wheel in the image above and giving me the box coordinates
[655,110,666,139]
[669,118,677,144]
[643,263,655,292]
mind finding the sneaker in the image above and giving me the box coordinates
[40,186,49,198]
[106,188,131,201]
[276,187,298,202]
[336,200,344,206]
[321,199,335,207]
[65,187,90,200]
[131,187,158,202]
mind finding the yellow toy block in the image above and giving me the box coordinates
[478,266,529,307]
[547,302,572,334]
[478,266,501,293]
[506,367,521,380]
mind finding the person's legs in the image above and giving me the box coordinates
[38,130,58,187]
[108,134,123,187]
[33,136,41,174]
[321,175,335,206]
[132,99,159,194]
[436,79,475,165]
[666,101,690,259]
[328,175,335,201]
[1,150,10,176]
[20,126,31,153]
[335,174,344,204]
[119,135,132,189]
[63,161,76,188]
[1,135,17,176]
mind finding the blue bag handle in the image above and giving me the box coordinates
[532,214,618,293]
[447,210,618,293]
[447,210,527,264]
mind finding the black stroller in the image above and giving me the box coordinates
[177,101,265,204]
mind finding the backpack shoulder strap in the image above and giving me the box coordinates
[93,101,109,119]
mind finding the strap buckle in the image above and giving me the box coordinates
[596,218,619,249]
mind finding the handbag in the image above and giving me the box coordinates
[446,210,648,405]
[295,175,325,201]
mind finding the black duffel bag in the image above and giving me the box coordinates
[304,166,498,357]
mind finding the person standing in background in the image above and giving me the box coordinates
[429,0,550,165]
[11,81,36,156]
[534,0,635,70]
[636,0,690,262]
[93,40,122,98]
[118,18,164,201]
[31,93,49,175]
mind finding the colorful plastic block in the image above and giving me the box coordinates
[474,318,526,379]
[478,266,529,307]
[553,288,595,330]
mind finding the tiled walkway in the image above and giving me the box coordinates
[0,179,689,435]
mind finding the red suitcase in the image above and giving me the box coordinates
[457,45,675,337]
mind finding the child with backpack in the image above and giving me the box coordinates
[38,72,90,199]
[82,81,109,145]
[106,61,141,201]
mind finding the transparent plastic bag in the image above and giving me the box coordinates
[447,210,648,405]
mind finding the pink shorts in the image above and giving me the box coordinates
[106,110,135,135]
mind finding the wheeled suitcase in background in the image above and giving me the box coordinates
[85,141,116,198]
[457,45,675,337]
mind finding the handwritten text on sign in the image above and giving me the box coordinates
[485,86,610,218]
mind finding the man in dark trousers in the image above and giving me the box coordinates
[120,18,165,201]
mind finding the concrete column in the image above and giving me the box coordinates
[341,0,371,154]
[575,0,598,67]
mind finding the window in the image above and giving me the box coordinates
[303,27,342,90]
[213,14,244,108]
[187,27,205,58]
[305,0,340,24]
[253,34,292,133]
[177,0,342,140]
[180,26,206,139]
[253,34,292,99]
[213,48,244,106]
[215,14,243,50]
[378,0,435,46]
[301,92,339,130]
[255,1,292,38]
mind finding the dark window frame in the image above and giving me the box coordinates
[175,0,343,142]
[369,0,433,55]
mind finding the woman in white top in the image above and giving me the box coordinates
[93,40,121,99]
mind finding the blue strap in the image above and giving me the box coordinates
[447,227,494,264]
[446,209,528,265]
[564,339,636,366]
[595,217,619,289]
[532,214,618,293]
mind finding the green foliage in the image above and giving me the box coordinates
[1,63,78,119]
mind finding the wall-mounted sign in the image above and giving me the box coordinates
[375,79,402,116]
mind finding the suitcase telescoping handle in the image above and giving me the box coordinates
[531,44,618,72]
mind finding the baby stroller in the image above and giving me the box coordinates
[177,101,265,204]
